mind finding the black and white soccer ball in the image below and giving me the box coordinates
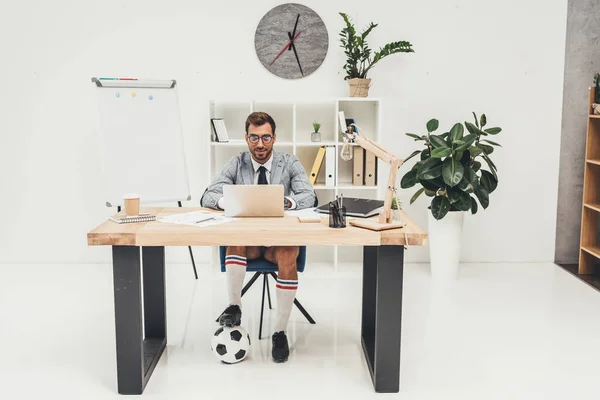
[210,326,251,364]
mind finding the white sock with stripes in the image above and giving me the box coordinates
[225,255,247,307]
[274,277,298,333]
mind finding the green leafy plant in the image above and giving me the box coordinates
[391,197,401,210]
[312,121,321,132]
[400,113,502,220]
[594,73,600,103]
[339,12,414,80]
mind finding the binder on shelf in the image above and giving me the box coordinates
[325,146,336,187]
[309,146,326,185]
[353,147,365,186]
[211,118,229,142]
[365,150,377,186]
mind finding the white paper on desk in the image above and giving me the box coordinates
[158,210,234,227]
[285,208,323,222]
[285,208,321,217]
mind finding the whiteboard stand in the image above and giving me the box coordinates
[93,77,197,279]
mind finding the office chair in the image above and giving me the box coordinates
[218,246,316,339]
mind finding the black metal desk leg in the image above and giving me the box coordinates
[112,246,167,395]
[361,245,404,393]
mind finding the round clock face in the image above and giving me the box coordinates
[254,3,328,79]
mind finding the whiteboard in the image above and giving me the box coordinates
[92,78,191,207]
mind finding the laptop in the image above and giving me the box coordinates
[316,197,384,218]
[223,184,284,217]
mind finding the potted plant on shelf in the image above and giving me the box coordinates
[312,121,322,142]
[593,73,600,115]
[400,113,502,280]
[391,196,402,221]
[339,12,414,97]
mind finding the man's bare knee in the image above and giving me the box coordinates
[275,246,299,264]
[226,246,247,257]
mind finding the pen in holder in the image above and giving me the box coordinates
[329,202,347,228]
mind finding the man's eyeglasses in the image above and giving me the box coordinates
[247,134,274,144]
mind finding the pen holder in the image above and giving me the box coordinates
[329,205,347,228]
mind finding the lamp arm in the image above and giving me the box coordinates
[346,132,404,224]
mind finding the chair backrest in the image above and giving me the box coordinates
[220,246,306,273]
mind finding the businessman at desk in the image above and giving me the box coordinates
[201,111,316,363]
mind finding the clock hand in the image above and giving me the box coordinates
[288,31,304,76]
[288,13,300,51]
[269,30,302,65]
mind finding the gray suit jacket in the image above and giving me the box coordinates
[201,151,317,210]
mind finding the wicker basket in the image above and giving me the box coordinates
[347,78,371,97]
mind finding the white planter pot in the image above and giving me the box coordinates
[428,211,465,280]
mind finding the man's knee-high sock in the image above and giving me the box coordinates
[274,277,298,333]
[225,255,247,306]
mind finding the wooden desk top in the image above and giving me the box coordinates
[87,207,427,247]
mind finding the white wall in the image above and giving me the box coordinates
[0,0,567,264]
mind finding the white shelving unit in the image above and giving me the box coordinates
[208,98,382,270]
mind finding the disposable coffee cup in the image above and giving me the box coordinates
[124,194,140,216]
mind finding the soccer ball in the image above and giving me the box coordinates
[210,326,251,364]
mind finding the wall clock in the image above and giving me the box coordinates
[254,3,328,79]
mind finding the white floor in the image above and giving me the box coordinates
[1,262,600,400]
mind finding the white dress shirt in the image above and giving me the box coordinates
[217,153,296,209]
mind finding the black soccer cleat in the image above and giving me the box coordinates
[217,304,242,327]
[271,331,289,363]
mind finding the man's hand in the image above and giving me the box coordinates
[284,197,292,210]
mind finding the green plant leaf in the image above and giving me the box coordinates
[420,148,430,161]
[419,165,443,180]
[400,169,418,188]
[472,161,482,172]
[460,149,471,164]
[450,123,464,141]
[404,150,421,163]
[419,177,445,191]
[425,189,436,197]
[481,139,502,146]
[410,187,426,204]
[417,156,443,180]
[475,186,490,209]
[430,135,448,148]
[426,119,439,133]
[463,166,478,184]
[472,112,480,128]
[482,154,498,179]
[447,187,461,203]
[412,160,424,171]
[470,197,478,214]
[469,146,483,157]
[484,127,502,135]
[442,158,464,187]
[431,195,451,220]
[455,134,477,152]
[458,176,473,192]
[465,122,487,136]
[454,190,472,211]
[477,143,494,155]
[406,133,423,141]
[431,147,452,158]
[480,170,498,193]
[480,114,487,128]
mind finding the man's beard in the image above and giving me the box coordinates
[253,148,270,160]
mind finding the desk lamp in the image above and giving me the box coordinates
[339,111,405,231]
